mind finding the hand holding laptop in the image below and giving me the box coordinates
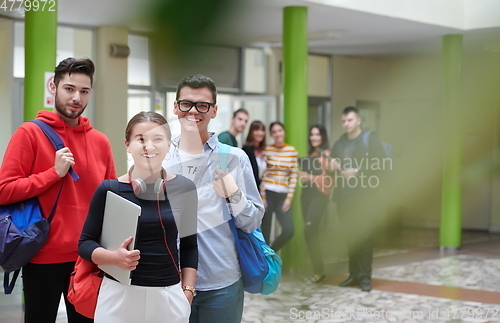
[98,191,141,285]
[113,236,140,271]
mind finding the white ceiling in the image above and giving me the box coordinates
[205,0,462,56]
[202,0,500,56]
[4,0,500,57]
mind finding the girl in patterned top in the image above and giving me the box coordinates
[260,121,298,251]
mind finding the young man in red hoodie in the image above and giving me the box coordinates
[0,57,116,323]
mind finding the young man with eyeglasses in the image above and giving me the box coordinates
[163,75,264,323]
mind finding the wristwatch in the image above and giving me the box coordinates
[228,189,243,203]
[182,285,197,296]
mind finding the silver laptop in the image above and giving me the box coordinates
[98,191,141,285]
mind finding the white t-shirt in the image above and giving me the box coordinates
[178,149,203,181]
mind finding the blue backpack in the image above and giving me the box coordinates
[219,143,282,295]
[0,120,79,294]
[362,131,393,159]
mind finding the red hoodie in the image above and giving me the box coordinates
[0,110,116,264]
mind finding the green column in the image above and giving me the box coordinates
[24,2,58,121]
[281,6,308,269]
[440,34,463,249]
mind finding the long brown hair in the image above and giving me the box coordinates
[308,124,329,155]
[245,120,266,151]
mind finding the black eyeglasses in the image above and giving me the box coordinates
[176,100,215,113]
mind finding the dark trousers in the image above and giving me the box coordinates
[23,261,94,323]
[337,202,374,281]
[261,190,295,252]
[301,191,330,275]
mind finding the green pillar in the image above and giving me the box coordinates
[440,34,463,249]
[281,6,308,270]
[24,2,58,121]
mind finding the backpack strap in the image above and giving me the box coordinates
[362,131,372,153]
[219,144,238,218]
[218,142,235,208]
[29,120,73,222]
[28,120,80,182]
[3,268,21,294]
[221,144,244,276]
[218,143,231,172]
[46,181,64,224]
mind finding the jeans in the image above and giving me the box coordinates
[189,279,244,323]
[301,190,330,275]
[23,261,93,323]
[261,190,295,252]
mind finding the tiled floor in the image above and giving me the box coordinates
[243,281,500,322]
[2,228,500,322]
[372,255,500,292]
[240,229,500,322]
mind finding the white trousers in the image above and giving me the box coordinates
[95,277,191,323]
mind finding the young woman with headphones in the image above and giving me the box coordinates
[79,111,198,323]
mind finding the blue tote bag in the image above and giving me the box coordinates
[219,143,282,294]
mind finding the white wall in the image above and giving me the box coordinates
[331,51,500,230]
[0,18,14,161]
[95,27,129,175]
[244,47,267,93]
[306,0,500,30]
[305,0,465,29]
[332,55,444,226]
[267,47,282,97]
[464,0,500,29]
[308,55,330,97]
[461,51,500,230]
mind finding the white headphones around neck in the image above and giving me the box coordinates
[128,166,166,195]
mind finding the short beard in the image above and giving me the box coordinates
[54,94,87,120]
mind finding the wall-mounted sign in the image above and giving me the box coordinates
[44,72,54,108]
